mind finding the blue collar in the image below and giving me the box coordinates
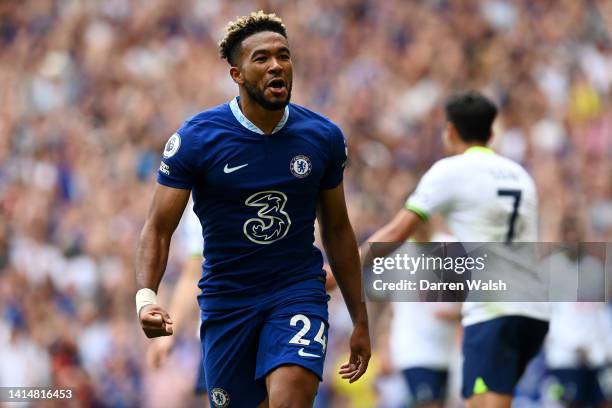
[229,97,289,135]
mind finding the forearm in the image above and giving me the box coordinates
[359,223,404,269]
[135,222,172,291]
[322,225,368,325]
[359,210,421,268]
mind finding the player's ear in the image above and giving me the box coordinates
[447,122,461,144]
[443,122,453,143]
[443,122,459,154]
[229,66,243,85]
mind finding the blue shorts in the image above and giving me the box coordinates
[200,293,328,407]
[402,367,448,406]
[462,316,548,398]
[546,368,606,406]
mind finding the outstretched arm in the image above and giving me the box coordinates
[359,208,423,268]
[317,183,370,383]
[136,184,190,338]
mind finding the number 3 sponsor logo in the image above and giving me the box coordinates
[243,190,291,244]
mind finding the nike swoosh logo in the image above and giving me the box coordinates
[298,348,321,358]
[223,163,248,174]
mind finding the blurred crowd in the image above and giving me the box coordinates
[0,0,611,406]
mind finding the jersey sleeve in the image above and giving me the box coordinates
[157,122,199,189]
[320,124,348,190]
[405,160,455,220]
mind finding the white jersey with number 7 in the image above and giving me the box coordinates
[405,146,550,326]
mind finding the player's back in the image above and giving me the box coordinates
[424,147,538,243]
[407,147,548,325]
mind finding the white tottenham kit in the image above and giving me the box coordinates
[546,302,612,369]
[390,232,460,371]
[391,302,459,370]
[405,147,550,326]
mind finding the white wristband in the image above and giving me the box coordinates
[136,288,157,315]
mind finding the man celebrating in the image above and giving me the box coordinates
[135,11,370,408]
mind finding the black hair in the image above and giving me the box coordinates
[218,11,287,66]
[444,91,498,143]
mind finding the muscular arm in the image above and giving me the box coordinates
[135,184,190,338]
[317,183,370,382]
[359,208,423,268]
[136,184,191,290]
[317,184,367,325]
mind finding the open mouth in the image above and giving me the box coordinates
[267,78,286,90]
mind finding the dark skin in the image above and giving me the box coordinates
[136,30,370,408]
[317,185,371,385]
[136,185,190,338]
[229,31,293,134]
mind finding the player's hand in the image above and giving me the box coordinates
[139,304,174,338]
[338,321,371,383]
[147,335,175,368]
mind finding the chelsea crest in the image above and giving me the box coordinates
[290,155,311,178]
[210,388,230,407]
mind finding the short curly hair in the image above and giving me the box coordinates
[218,11,287,66]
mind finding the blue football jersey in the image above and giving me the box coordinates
[157,97,347,310]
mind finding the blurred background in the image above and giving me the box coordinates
[0,0,611,407]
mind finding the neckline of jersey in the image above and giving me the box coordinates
[464,146,494,155]
[229,97,289,135]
